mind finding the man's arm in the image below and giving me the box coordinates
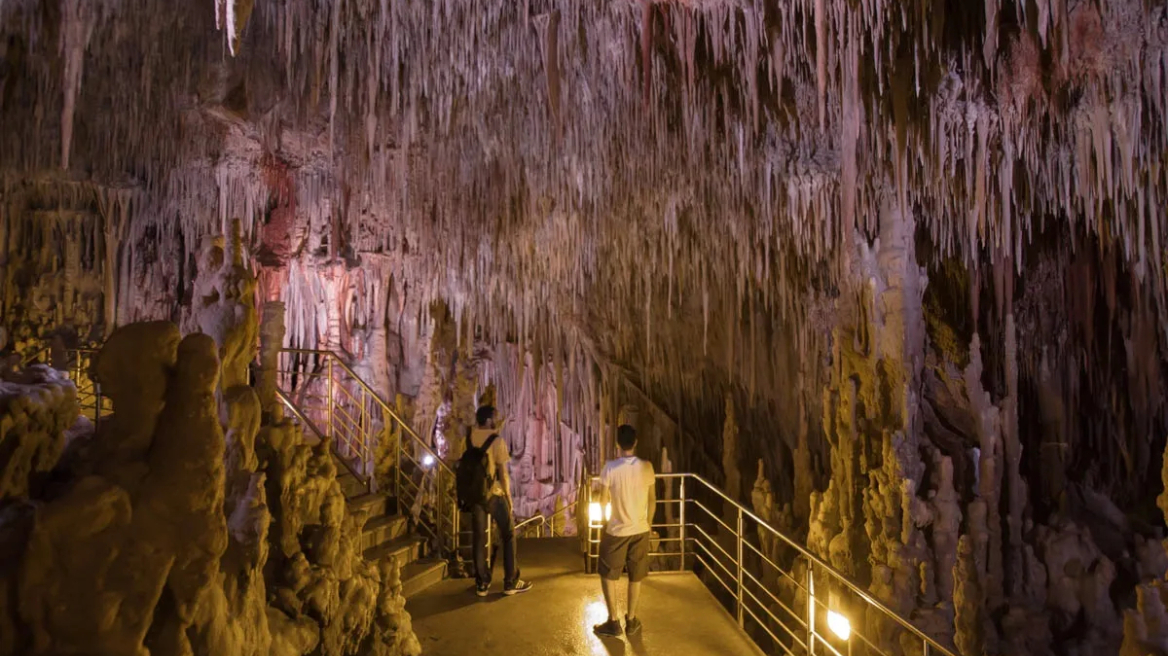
[597,467,610,524]
[496,439,514,511]
[645,463,656,528]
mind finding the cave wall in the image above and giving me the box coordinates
[2,0,1168,654]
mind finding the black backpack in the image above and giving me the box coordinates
[456,433,499,511]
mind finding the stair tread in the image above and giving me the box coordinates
[363,513,407,533]
[348,492,386,508]
[364,534,425,561]
[400,559,447,598]
[401,559,446,580]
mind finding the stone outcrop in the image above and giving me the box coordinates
[0,299,419,656]
[0,364,78,501]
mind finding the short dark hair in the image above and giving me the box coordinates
[476,405,496,427]
[616,424,637,451]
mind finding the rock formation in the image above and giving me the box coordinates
[0,261,419,655]
[2,0,1168,654]
[0,364,78,501]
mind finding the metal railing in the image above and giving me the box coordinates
[583,473,957,656]
[513,491,582,539]
[529,498,579,537]
[22,346,110,423]
[272,348,460,562]
[515,514,547,535]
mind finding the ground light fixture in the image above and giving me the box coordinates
[827,610,851,641]
[421,453,435,467]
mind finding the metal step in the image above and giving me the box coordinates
[361,513,409,551]
[400,560,448,598]
[364,535,425,569]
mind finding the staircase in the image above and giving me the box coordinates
[269,349,460,600]
[336,464,447,598]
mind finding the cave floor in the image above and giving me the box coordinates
[408,537,766,656]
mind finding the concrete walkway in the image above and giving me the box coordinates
[408,538,767,656]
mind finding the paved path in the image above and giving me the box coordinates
[408,538,767,656]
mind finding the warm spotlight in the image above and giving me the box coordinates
[589,502,603,524]
[588,502,612,525]
[827,610,851,641]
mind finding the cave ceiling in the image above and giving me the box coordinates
[1,0,1167,442]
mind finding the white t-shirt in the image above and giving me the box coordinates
[600,456,655,537]
[468,427,510,498]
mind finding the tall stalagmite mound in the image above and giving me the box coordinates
[0,253,421,656]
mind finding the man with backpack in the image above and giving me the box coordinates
[592,424,655,638]
[457,405,533,597]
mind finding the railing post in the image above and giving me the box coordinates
[678,476,687,572]
[395,417,402,509]
[807,566,816,655]
[326,356,334,448]
[736,506,744,628]
[434,465,441,558]
[453,494,461,563]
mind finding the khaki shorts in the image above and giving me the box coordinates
[598,531,651,582]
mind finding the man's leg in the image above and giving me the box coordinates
[601,576,621,621]
[471,503,490,590]
[594,533,628,636]
[625,532,650,633]
[489,495,517,585]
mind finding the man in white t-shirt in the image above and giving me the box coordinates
[593,424,656,638]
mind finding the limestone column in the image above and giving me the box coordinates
[258,301,286,415]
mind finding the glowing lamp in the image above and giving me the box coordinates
[589,502,603,524]
[588,502,613,525]
[421,454,435,467]
[827,610,851,641]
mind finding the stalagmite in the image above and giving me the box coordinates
[258,301,285,414]
[954,535,986,656]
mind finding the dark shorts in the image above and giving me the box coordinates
[598,531,651,582]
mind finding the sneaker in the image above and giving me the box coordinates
[625,616,642,636]
[503,579,533,596]
[475,583,490,597]
[593,619,623,637]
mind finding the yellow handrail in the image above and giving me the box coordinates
[25,347,108,424]
[584,473,958,656]
[275,388,330,443]
[275,348,461,562]
[20,346,51,367]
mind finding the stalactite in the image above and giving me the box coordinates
[2,2,1168,650]
[58,0,94,171]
